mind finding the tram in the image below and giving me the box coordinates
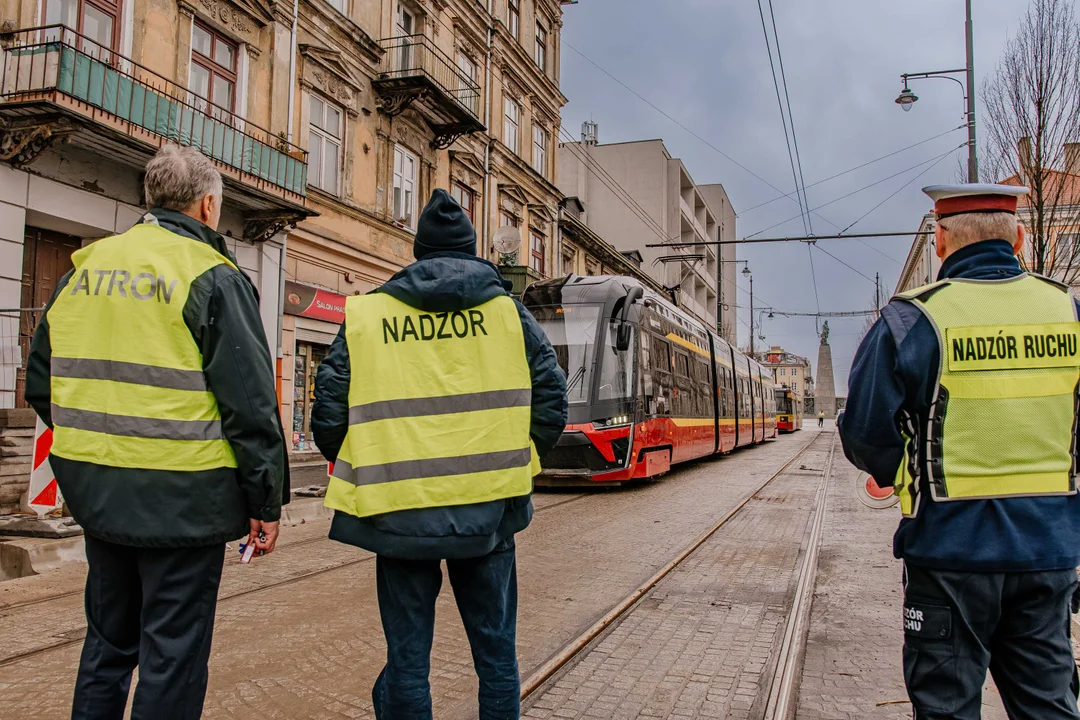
[774,387,802,433]
[523,274,777,484]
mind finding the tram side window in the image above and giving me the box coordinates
[719,367,732,417]
[650,335,672,415]
[695,359,710,417]
[673,351,690,415]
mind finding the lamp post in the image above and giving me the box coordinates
[742,265,754,355]
[718,257,750,340]
[894,0,978,182]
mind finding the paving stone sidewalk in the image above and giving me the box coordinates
[794,458,1007,719]
[521,432,836,719]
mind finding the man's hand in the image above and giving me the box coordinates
[248,519,280,556]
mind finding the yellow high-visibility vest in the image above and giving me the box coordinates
[893,273,1080,516]
[324,292,538,519]
[46,223,238,472]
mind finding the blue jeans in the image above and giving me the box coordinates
[372,538,519,720]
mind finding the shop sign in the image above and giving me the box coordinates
[284,281,346,324]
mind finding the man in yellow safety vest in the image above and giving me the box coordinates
[312,189,567,719]
[25,144,288,719]
[840,184,1080,719]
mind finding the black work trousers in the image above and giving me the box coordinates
[72,534,226,720]
[902,563,1080,720]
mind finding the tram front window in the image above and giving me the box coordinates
[531,305,634,403]
[532,304,602,404]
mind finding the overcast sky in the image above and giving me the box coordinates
[559,0,1031,392]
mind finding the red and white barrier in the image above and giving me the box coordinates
[24,415,62,518]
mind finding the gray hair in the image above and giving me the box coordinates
[144,144,223,211]
[939,211,1021,249]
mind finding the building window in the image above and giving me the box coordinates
[500,211,519,228]
[393,145,418,230]
[534,18,547,70]
[792,382,797,394]
[190,21,237,116]
[530,231,545,274]
[562,250,575,275]
[450,183,475,222]
[308,95,342,195]
[47,0,121,56]
[532,125,547,177]
[507,0,520,39]
[326,0,347,15]
[503,97,520,154]
[457,52,477,82]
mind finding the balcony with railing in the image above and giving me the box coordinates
[373,34,484,149]
[0,26,310,222]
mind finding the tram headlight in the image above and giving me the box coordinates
[594,415,631,428]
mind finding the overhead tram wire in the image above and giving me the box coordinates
[738,125,965,215]
[745,145,965,239]
[767,0,813,236]
[811,244,877,284]
[756,0,808,236]
[838,144,964,236]
[648,230,934,248]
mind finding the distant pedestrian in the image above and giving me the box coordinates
[313,189,567,720]
[24,144,289,719]
[840,184,1080,719]
[818,411,824,428]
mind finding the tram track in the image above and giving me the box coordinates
[519,429,832,711]
[0,491,591,667]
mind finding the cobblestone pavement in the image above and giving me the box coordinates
[0,430,818,719]
[794,455,1007,719]
[520,431,834,720]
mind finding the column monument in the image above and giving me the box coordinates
[815,321,837,419]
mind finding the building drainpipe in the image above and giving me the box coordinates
[482,0,494,259]
[276,0,299,374]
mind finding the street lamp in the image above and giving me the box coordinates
[742,265,755,355]
[893,0,978,181]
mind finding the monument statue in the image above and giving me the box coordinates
[820,321,830,345]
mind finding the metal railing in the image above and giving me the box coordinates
[0,307,43,409]
[378,34,481,119]
[0,25,307,196]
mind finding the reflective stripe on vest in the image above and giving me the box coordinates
[46,224,238,472]
[896,274,1080,504]
[324,293,538,519]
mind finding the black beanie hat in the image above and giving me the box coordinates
[413,188,477,260]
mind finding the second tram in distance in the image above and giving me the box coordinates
[524,274,777,484]
[774,387,803,432]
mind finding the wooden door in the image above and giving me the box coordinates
[16,227,81,408]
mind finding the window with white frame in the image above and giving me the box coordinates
[534,18,547,70]
[457,52,476,83]
[507,0,520,39]
[393,145,418,230]
[308,95,342,195]
[503,97,520,154]
[532,124,547,176]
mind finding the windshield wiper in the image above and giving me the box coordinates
[565,342,590,397]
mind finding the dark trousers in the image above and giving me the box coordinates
[902,563,1080,720]
[373,538,519,720]
[72,534,226,720]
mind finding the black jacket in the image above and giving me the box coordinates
[312,252,567,560]
[25,209,289,548]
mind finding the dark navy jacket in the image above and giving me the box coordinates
[312,252,568,560]
[840,239,1080,571]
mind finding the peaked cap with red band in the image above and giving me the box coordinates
[923,183,1030,219]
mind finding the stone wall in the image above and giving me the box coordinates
[0,409,34,515]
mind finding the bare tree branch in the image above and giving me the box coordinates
[981,0,1080,283]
